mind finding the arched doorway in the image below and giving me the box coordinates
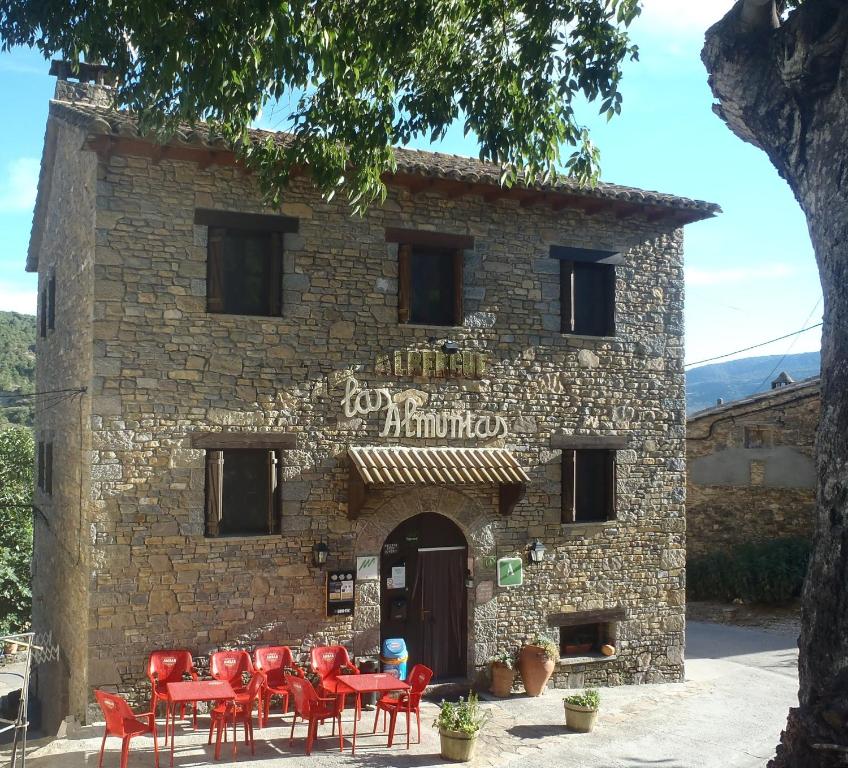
[380,512,468,680]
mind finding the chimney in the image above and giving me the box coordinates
[716,398,724,406]
[49,59,115,108]
[771,371,795,390]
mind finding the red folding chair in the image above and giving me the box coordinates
[95,689,159,768]
[210,650,254,696]
[309,645,359,710]
[285,675,344,756]
[207,671,265,760]
[253,646,303,724]
[373,664,433,747]
[147,650,199,742]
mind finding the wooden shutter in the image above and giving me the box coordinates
[205,450,224,536]
[453,249,464,326]
[37,441,45,491]
[268,450,279,534]
[561,449,576,523]
[45,443,53,495]
[268,233,283,317]
[604,265,616,336]
[39,288,47,338]
[398,244,412,323]
[605,450,617,521]
[47,276,56,331]
[560,260,575,333]
[207,228,226,313]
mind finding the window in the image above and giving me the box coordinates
[195,210,298,318]
[561,449,616,523]
[552,246,620,337]
[205,448,282,536]
[39,275,56,337]
[39,287,47,338]
[559,622,611,657]
[387,228,473,327]
[744,425,773,448]
[37,441,53,495]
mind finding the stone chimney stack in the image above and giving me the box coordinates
[771,371,795,390]
[49,59,116,108]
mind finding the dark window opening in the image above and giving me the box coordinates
[37,441,52,495]
[207,227,282,317]
[37,441,45,490]
[559,622,611,657]
[399,244,463,326]
[39,288,48,338]
[562,449,616,523]
[560,260,616,337]
[205,448,282,536]
[47,275,56,331]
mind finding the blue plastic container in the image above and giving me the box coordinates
[379,638,408,680]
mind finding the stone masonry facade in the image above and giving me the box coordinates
[686,378,819,559]
[29,80,716,729]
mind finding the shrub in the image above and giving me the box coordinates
[433,693,491,735]
[525,633,559,661]
[687,537,811,604]
[564,689,600,709]
[488,648,518,669]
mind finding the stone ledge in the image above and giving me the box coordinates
[557,653,617,667]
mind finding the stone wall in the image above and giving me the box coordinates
[37,109,689,722]
[686,383,819,559]
[30,118,97,731]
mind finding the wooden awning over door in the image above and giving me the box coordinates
[347,446,530,519]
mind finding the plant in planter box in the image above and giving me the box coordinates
[433,693,492,762]
[488,649,518,697]
[518,633,558,697]
[564,688,600,732]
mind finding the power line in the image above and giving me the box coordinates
[753,298,823,391]
[685,323,823,369]
[0,387,86,402]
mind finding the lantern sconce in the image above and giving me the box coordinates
[312,541,329,569]
[528,539,546,565]
[465,569,475,589]
[441,340,460,356]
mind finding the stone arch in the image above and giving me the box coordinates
[351,485,501,675]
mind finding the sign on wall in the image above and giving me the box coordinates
[356,556,379,581]
[326,571,356,617]
[497,557,523,588]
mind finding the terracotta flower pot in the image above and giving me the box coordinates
[439,728,479,761]
[489,662,515,697]
[518,644,555,696]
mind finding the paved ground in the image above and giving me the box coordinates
[0,621,799,768]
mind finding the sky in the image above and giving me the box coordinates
[0,0,823,368]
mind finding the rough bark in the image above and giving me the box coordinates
[703,1,848,766]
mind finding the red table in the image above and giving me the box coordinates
[165,680,235,766]
[336,673,411,754]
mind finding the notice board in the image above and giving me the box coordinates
[326,570,356,617]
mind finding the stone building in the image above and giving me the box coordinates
[686,374,819,559]
[28,65,718,730]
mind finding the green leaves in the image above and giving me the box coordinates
[0,0,641,211]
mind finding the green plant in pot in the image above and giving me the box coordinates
[564,688,600,732]
[518,633,558,696]
[433,693,491,762]
[488,649,518,697]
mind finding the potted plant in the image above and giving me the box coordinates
[488,649,517,697]
[518,633,558,696]
[564,688,600,732]
[433,693,491,762]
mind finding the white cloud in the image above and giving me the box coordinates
[686,263,795,286]
[0,287,37,315]
[636,0,736,34]
[0,157,40,214]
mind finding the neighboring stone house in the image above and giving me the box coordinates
[686,374,819,559]
[29,64,718,730]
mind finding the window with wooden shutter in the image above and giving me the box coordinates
[37,441,45,491]
[47,275,56,331]
[39,288,47,338]
[452,249,464,325]
[562,449,616,523]
[44,443,53,496]
[205,450,224,536]
[552,246,620,337]
[207,228,226,313]
[398,244,412,324]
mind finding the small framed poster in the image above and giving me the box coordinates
[497,557,523,588]
[356,555,379,581]
[326,570,356,616]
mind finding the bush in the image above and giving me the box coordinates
[687,537,811,604]
[564,689,600,709]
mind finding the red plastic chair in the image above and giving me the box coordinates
[285,675,344,756]
[309,646,359,702]
[147,650,199,742]
[207,671,265,760]
[210,650,254,696]
[95,689,159,768]
[253,646,304,724]
[372,664,433,747]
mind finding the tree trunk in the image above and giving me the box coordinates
[703,2,848,765]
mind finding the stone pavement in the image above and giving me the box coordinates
[1,621,799,768]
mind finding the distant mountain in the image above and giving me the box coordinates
[686,351,821,415]
[0,312,36,428]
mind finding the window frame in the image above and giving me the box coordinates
[561,448,617,524]
[551,246,621,337]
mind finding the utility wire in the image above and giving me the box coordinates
[0,387,86,402]
[685,323,823,369]
[753,298,822,391]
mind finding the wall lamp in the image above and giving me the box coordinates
[441,340,460,356]
[528,539,546,565]
[312,541,329,568]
